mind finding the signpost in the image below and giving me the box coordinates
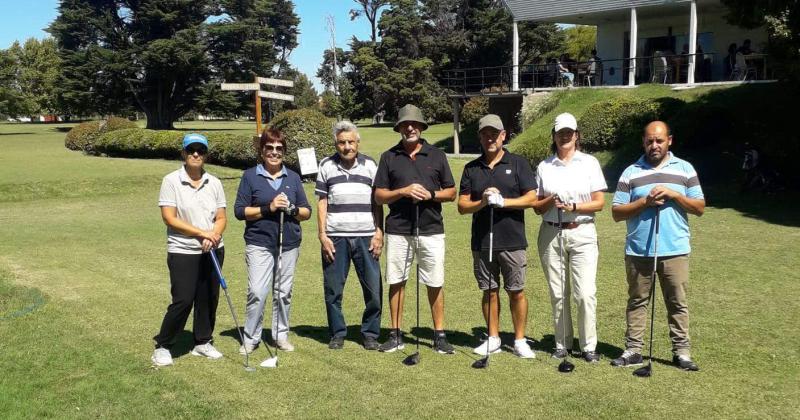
[221,76,295,134]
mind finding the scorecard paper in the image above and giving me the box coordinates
[297,148,318,175]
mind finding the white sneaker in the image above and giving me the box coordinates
[151,347,173,366]
[513,340,536,359]
[472,336,501,355]
[276,339,295,352]
[191,343,223,359]
[239,342,257,355]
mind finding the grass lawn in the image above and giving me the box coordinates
[1,121,798,418]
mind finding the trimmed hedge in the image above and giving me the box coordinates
[64,117,138,152]
[461,97,488,126]
[268,108,335,171]
[93,129,257,169]
[76,109,334,171]
[579,97,683,151]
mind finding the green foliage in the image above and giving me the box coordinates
[64,117,137,152]
[350,0,390,42]
[562,25,597,61]
[461,97,489,126]
[320,76,362,121]
[579,97,681,151]
[90,128,257,169]
[50,0,299,128]
[3,38,61,117]
[268,108,336,172]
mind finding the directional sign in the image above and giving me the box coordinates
[257,90,295,102]
[256,77,294,88]
[221,83,260,91]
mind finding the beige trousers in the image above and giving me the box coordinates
[538,222,599,352]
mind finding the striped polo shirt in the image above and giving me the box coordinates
[315,153,378,237]
[612,152,704,257]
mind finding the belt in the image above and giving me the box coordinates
[546,220,593,230]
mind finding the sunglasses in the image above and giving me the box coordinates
[263,145,284,154]
[186,146,208,155]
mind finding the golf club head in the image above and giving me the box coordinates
[471,356,489,369]
[260,356,278,368]
[402,352,420,366]
[558,359,575,373]
[244,366,257,372]
[633,364,652,377]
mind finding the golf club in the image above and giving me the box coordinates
[260,209,288,368]
[556,206,575,374]
[472,205,495,369]
[208,249,256,372]
[402,204,421,366]
[634,209,661,378]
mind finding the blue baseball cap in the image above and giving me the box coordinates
[182,133,208,150]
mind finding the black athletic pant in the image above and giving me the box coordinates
[153,248,223,348]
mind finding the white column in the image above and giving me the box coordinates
[513,21,520,91]
[687,0,698,84]
[452,98,461,155]
[628,7,638,86]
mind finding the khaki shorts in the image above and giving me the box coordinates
[472,249,527,291]
[385,233,445,287]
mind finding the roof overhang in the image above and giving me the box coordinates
[502,0,726,25]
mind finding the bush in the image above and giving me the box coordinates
[461,97,488,126]
[93,129,257,169]
[268,108,335,172]
[64,117,137,152]
[579,97,682,151]
[511,133,552,169]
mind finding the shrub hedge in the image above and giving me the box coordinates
[64,117,138,152]
[461,97,488,126]
[268,108,335,171]
[93,129,257,169]
[578,97,683,151]
[75,109,334,171]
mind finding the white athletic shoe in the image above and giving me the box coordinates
[239,342,258,355]
[513,340,536,359]
[191,343,223,359]
[151,347,173,366]
[276,339,295,352]
[473,336,502,355]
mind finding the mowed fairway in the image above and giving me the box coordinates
[1,121,798,419]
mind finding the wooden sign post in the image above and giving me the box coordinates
[221,76,296,135]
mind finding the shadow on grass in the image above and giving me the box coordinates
[534,334,623,360]
[0,132,35,136]
[704,184,800,227]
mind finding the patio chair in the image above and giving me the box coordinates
[651,52,671,84]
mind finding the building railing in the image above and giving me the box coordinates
[442,52,770,95]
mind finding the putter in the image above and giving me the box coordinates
[472,205,495,369]
[208,249,256,372]
[261,210,287,368]
[634,209,661,378]
[556,207,575,374]
[402,204,421,366]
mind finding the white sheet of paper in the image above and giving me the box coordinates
[297,147,318,175]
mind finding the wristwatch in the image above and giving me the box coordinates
[428,189,436,201]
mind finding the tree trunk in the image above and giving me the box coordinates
[144,108,174,129]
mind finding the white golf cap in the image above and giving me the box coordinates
[554,113,578,132]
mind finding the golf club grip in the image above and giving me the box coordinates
[208,249,228,289]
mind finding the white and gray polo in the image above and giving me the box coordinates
[315,154,378,237]
[158,166,226,254]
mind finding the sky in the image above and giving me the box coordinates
[0,1,373,92]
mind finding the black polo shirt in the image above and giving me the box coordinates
[375,139,455,235]
[459,149,537,251]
